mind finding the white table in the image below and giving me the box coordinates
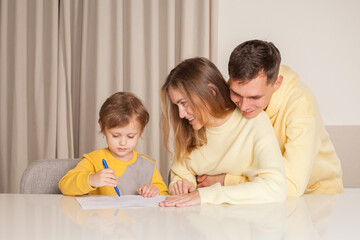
[0,188,359,240]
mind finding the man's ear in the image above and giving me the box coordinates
[208,83,217,96]
[274,75,283,90]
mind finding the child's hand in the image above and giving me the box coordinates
[89,169,118,188]
[137,184,159,198]
[170,179,195,195]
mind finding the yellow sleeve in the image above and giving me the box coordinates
[281,96,320,197]
[224,96,321,197]
[58,156,96,196]
[198,133,287,204]
[198,112,287,204]
[151,166,168,195]
[169,158,197,194]
[224,174,247,185]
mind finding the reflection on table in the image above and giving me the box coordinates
[0,188,359,240]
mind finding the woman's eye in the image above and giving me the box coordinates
[112,135,119,138]
[181,101,187,106]
[128,136,134,139]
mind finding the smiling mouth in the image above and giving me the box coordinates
[188,116,195,124]
[243,109,255,114]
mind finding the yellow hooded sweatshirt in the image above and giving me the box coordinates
[225,65,344,197]
[265,65,343,197]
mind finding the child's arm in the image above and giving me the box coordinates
[59,158,95,195]
[59,157,118,196]
[88,168,118,188]
[150,166,168,195]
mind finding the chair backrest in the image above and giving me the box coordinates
[20,158,81,194]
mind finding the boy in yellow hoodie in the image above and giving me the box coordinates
[59,92,168,197]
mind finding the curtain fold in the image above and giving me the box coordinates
[57,0,75,158]
[0,0,218,193]
[0,0,59,192]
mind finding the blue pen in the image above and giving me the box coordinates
[102,158,121,197]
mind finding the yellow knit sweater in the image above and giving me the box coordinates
[265,65,343,197]
[170,109,287,204]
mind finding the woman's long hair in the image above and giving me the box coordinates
[160,57,236,161]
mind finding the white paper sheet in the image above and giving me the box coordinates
[75,195,166,209]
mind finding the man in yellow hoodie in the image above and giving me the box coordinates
[197,40,343,197]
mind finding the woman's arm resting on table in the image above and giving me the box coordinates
[159,190,201,207]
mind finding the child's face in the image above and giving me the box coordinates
[103,118,141,161]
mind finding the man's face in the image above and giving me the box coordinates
[229,71,282,119]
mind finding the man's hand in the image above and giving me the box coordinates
[170,179,195,195]
[197,173,226,188]
[88,169,118,188]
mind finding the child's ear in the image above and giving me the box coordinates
[98,121,104,133]
[208,83,217,96]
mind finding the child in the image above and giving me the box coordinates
[59,92,168,197]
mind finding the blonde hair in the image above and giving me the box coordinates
[161,57,236,161]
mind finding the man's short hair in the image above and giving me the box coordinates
[228,40,281,85]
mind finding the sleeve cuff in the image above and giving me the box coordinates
[198,182,222,204]
[85,173,97,192]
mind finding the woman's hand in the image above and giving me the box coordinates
[197,173,226,188]
[159,190,201,207]
[88,169,118,188]
[137,184,160,197]
[170,179,195,195]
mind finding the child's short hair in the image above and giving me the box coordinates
[98,92,149,134]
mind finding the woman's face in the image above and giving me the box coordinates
[168,86,204,130]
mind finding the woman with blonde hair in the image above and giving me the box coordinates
[159,57,286,207]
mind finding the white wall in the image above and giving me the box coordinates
[217,0,360,125]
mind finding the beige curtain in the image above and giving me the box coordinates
[0,0,218,193]
[0,0,60,193]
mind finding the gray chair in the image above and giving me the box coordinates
[20,158,81,194]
